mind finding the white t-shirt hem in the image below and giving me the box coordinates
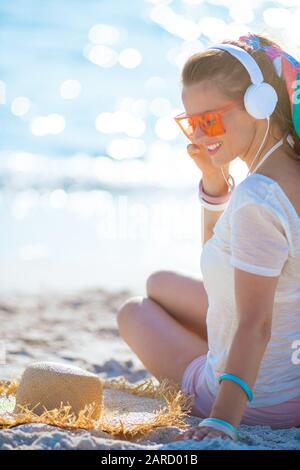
[230,257,282,277]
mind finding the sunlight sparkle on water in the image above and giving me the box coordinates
[49,189,68,208]
[30,114,65,136]
[150,4,201,41]
[12,190,40,219]
[129,99,148,119]
[88,24,120,45]
[88,44,118,68]
[144,76,167,96]
[118,48,142,69]
[60,80,82,100]
[181,0,204,5]
[107,138,146,160]
[19,244,49,261]
[229,4,254,23]
[263,8,292,28]
[150,97,171,117]
[116,96,149,119]
[145,0,174,5]
[199,17,227,42]
[11,96,31,116]
[0,81,6,104]
[8,152,39,172]
[276,0,300,5]
[167,40,204,69]
[154,112,181,140]
[95,111,145,137]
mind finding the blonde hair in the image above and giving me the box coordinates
[181,33,300,158]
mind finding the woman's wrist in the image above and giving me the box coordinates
[198,417,239,441]
[209,408,241,428]
[209,380,248,428]
[202,171,230,197]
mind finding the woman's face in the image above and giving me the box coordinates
[181,80,261,169]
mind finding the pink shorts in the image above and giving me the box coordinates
[181,354,300,429]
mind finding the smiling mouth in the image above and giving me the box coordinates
[206,141,223,153]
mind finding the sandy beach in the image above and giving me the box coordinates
[2,0,300,453]
[1,288,300,450]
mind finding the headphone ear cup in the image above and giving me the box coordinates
[244,83,278,119]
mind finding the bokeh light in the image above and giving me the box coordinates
[2,0,300,296]
[144,76,167,97]
[229,5,255,24]
[19,244,49,261]
[154,111,181,140]
[150,4,201,40]
[11,96,31,116]
[118,48,143,68]
[95,111,146,137]
[30,114,65,136]
[87,44,118,67]
[199,17,227,42]
[0,80,6,104]
[263,8,292,28]
[106,138,146,160]
[88,24,120,45]
[60,80,82,100]
[149,97,172,117]
[49,189,68,208]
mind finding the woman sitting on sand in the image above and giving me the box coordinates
[117,32,300,442]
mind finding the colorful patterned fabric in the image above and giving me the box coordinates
[239,32,300,139]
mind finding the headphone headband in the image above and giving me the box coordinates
[208,43,264,85]
[207,42,278,120]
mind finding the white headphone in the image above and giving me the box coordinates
[208,43,278,120]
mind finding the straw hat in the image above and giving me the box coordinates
[15,362,103,419]
[0,361,191,439]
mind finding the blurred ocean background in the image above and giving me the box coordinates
[1,0,299,293]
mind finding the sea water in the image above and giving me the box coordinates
[0,0,263,292]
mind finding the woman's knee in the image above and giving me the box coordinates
[146,270,174,299]
[117,296,142,335]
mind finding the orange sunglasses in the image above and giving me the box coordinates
[174,102,237,140]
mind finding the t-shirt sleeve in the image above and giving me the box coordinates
[230,202,289,277]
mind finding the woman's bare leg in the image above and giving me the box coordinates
[117,270,209,387]
[146,269,208,340]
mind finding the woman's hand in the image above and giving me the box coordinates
[187,143,230,178]
[175,425,233,442]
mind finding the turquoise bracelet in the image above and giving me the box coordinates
[199,417,239,441]
[219,373,253,402]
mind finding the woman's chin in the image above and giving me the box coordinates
[209,152,225,165]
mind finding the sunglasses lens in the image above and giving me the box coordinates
[198,112,225,136]
[176,110,227,139]
[176,117,195,139]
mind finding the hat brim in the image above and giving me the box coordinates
[0,377,191,439]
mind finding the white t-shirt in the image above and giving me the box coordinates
[200,172,300,408]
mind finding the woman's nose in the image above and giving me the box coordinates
[192,123,205,145]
